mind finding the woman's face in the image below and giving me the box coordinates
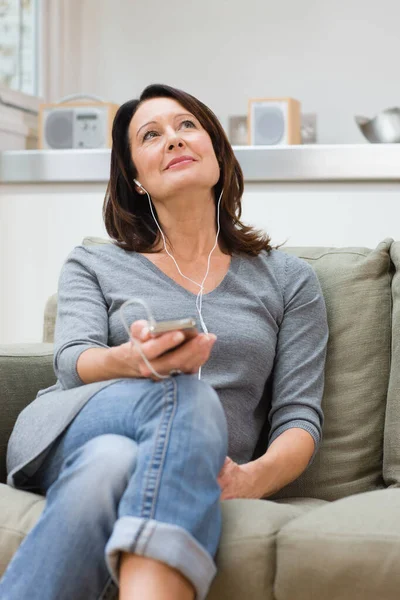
[129,97,220,199]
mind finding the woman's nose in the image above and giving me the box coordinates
[166,127,185,150]
[168,141,184,150]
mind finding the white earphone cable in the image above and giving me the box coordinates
[119,183,223,381]
[120,297,170,378]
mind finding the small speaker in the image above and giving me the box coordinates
[39,101,119,149]
[248,97,301,145]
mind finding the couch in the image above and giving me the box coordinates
[1,236,400,600]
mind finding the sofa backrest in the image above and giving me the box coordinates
[271,238,393,501]
[384,241,400,491]
[43,237,398,501]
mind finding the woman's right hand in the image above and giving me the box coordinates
[109,320,217,380]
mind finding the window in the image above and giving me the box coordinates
[0,0,40,95]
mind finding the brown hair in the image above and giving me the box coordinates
[103,83,285,255]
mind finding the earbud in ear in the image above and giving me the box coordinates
[133,178,146,194]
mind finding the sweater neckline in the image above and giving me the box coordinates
[134,251,241,299]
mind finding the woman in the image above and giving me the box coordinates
[0,84,328,600]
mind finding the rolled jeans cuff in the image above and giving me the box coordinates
[105,516,217,600]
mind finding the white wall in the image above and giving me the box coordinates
[0,183,108,344]
[1,181,400,344]
[79,0,400,144]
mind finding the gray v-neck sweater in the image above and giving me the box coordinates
[6,243,328,488]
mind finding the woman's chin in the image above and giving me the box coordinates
[164,168,218,191]
[164,173,207,193]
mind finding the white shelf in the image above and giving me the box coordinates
[1,144,400,183]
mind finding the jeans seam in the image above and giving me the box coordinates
[98,575,117,600]
[139,377,178,520]
[130,520,147,552]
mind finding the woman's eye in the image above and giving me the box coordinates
[143,130,158,141]
[181,120,195,128]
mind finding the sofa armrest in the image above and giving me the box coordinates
[0,343,56,484]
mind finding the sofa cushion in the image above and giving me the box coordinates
[268,238,393,501]
[42,294,58,343]
[0,479,324,595]
[385,241,400,488]
[208,497,327,600]
[275,489,400,600]
[0,483,45,578]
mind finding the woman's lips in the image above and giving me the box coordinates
[167,159,195,169]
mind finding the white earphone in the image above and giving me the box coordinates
[134,179,145,192]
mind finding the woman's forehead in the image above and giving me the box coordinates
[132,97,190,129]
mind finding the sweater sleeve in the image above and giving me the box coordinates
[53,246,110,390]
[267,254,329,466]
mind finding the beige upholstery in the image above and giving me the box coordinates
[384,241,400,489]
[0,484,45,577]
[275,489,400,600]
[209,498,327,600]
[1,236,400,599]
[270,239,392,502]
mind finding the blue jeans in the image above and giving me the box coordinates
[0,375,228,600]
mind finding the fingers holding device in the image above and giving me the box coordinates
[129,318,217,380]
[148,318,199,359]
[118,296,218,380]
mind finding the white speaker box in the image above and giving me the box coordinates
[248,97,301,145]
[39,101,119,149]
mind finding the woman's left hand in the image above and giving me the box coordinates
[217,456,263,500]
